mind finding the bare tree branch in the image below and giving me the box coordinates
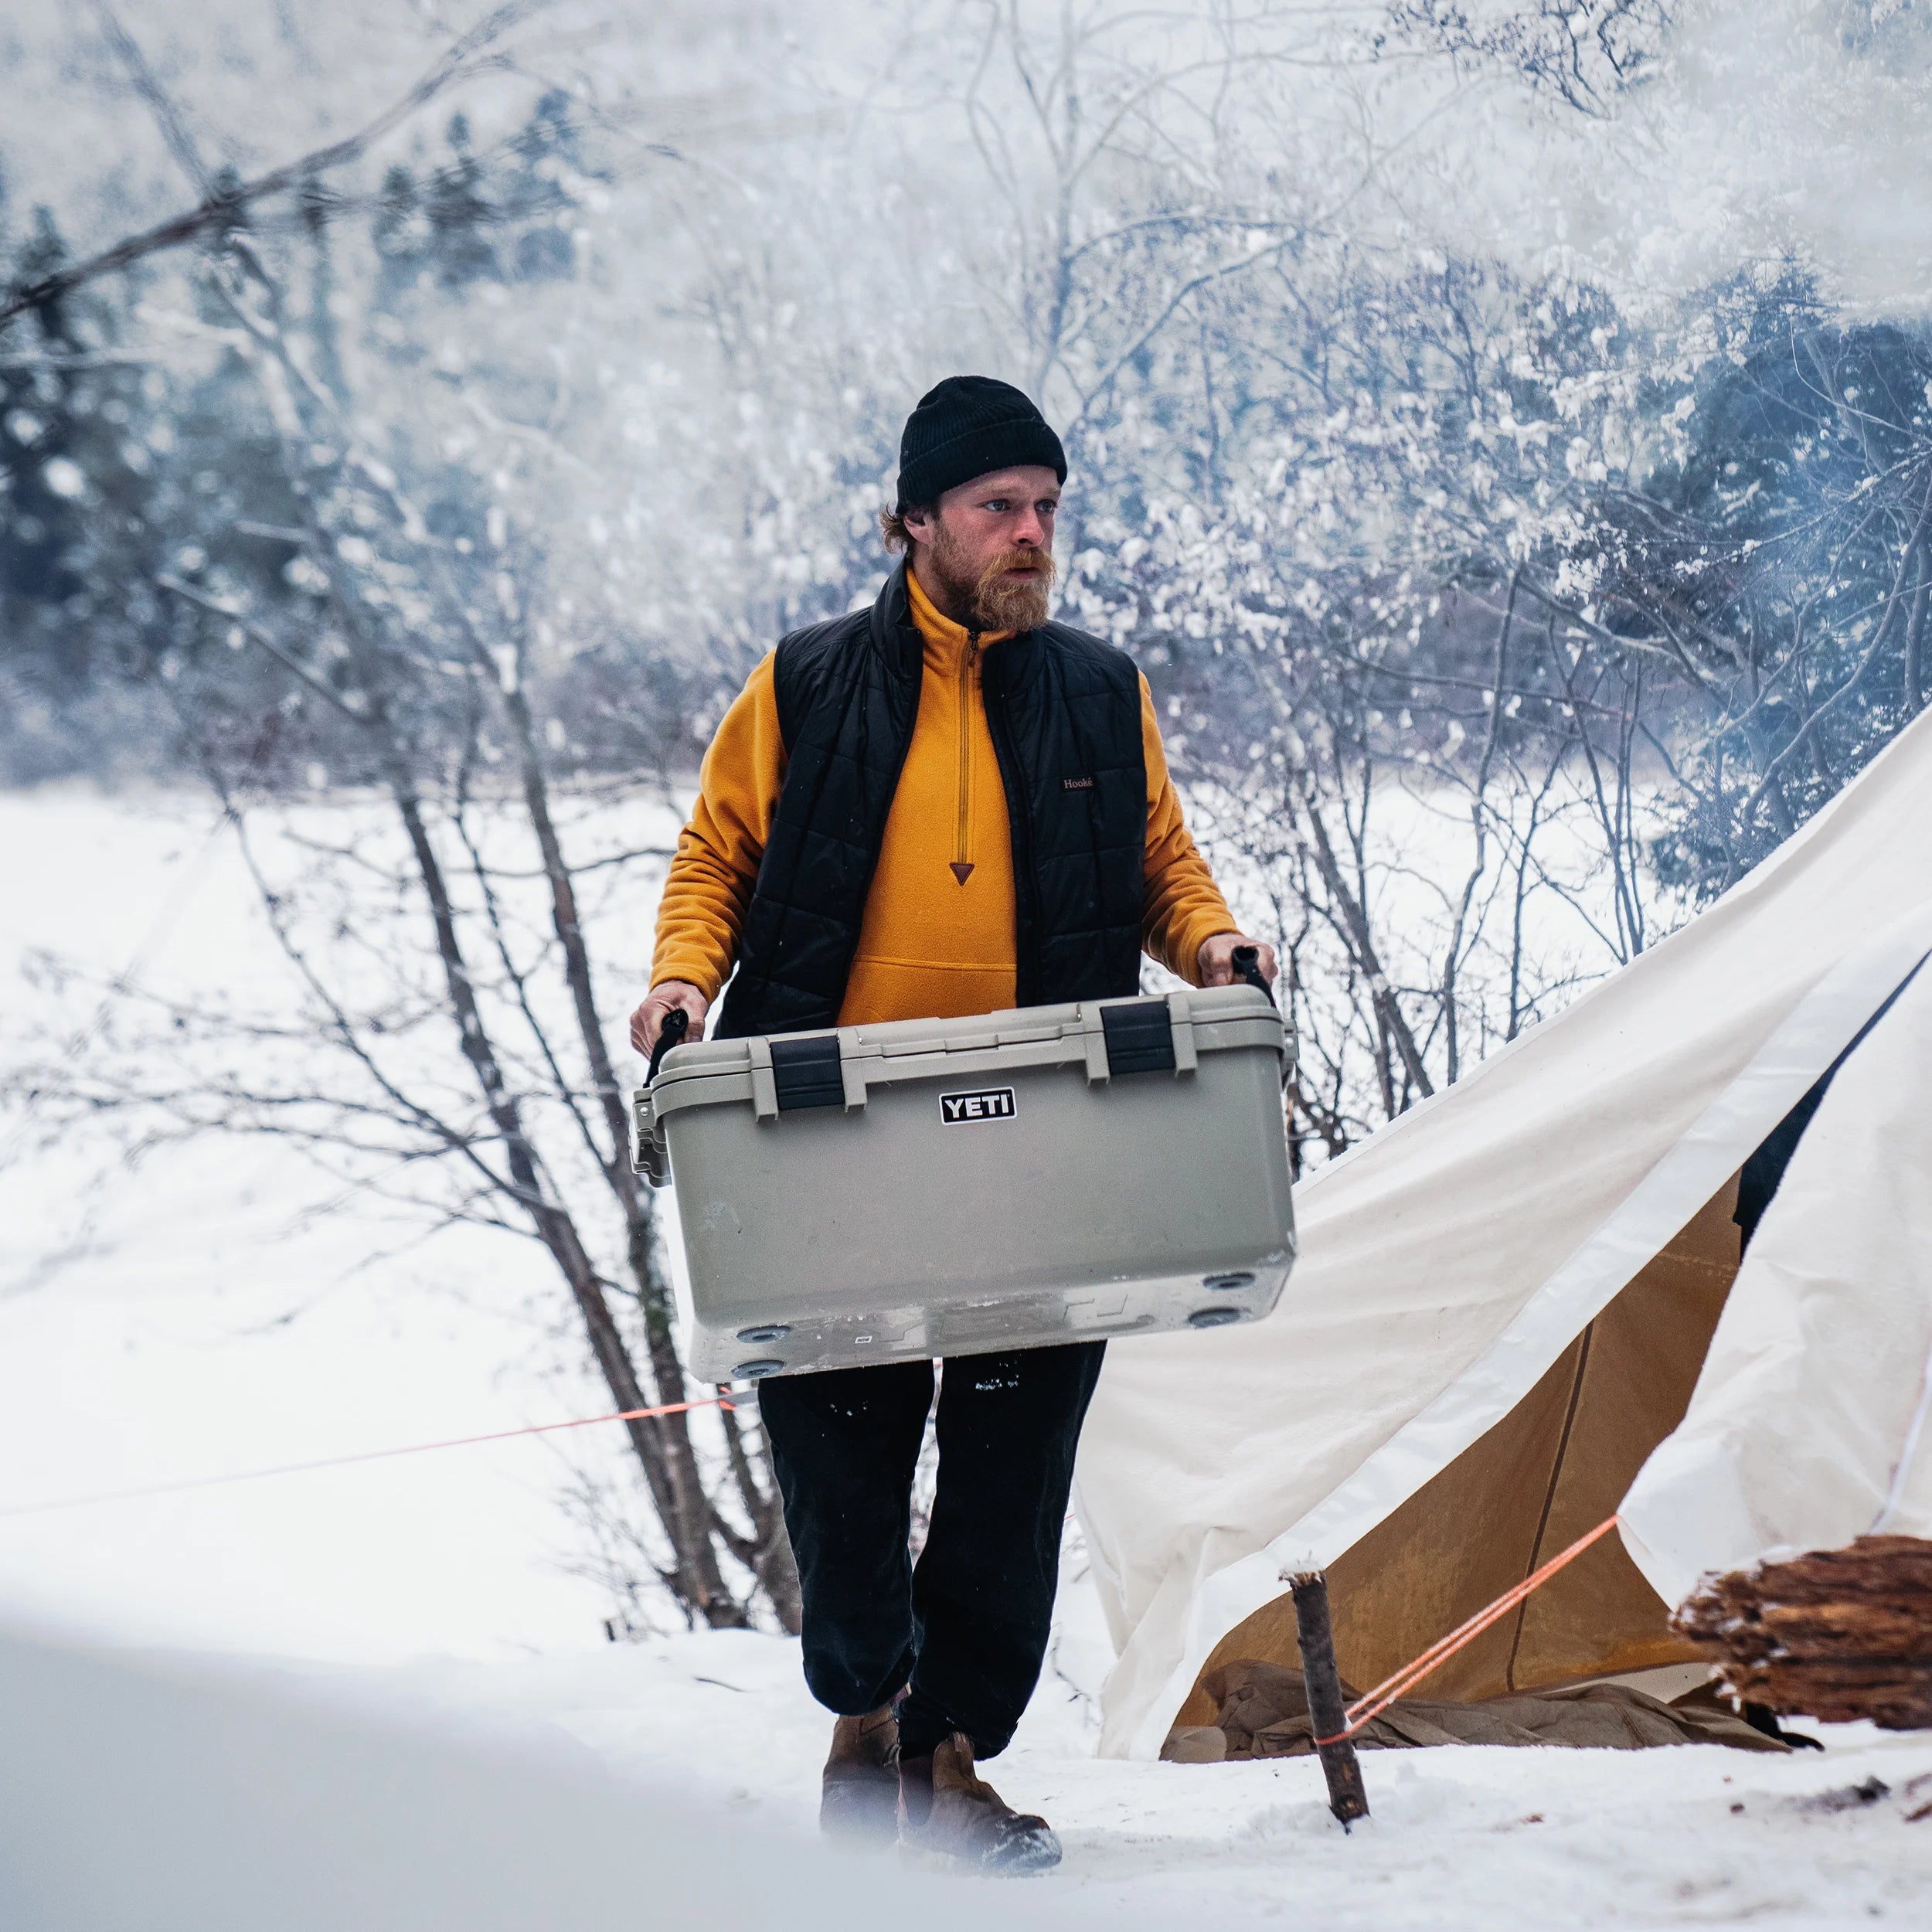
[0,2,554,332]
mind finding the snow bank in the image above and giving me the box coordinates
[0,1619,1121,1932]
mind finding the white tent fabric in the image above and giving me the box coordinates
[1621,959,1932,1607]
[1077,709,1932,1760]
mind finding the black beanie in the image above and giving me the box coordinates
[895,376,1066,511]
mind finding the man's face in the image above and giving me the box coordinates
[906,464,1060,633]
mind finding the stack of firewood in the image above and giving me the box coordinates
[1674,1534,1932,1729]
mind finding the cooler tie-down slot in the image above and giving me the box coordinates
[1100,999,1177,1076]
[770,1033,846,1111]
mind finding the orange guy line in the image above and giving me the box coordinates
[0,1396,735,1522]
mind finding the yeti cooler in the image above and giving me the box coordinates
[634,985,1294,1381]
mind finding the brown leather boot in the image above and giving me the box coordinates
[897,1732,1062,1874]
[819,1706,901,1848]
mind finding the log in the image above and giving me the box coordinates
[1289,1572,1370,1827]
[1673,1534,1932,1729]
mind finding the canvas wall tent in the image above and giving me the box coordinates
[1075,708,1932,1762]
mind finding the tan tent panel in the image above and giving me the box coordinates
[1167,1182,1740,1730]
[1077,709,1932,1760]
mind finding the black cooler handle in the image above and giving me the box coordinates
[1231,944,1292,1094]
[648,1005,691,1084]
[634,1005,692,1191]
[1231,944,1275,1008]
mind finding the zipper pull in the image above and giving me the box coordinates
[953,628,981,888]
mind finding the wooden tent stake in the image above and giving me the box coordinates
[1291,1571,1370,1828]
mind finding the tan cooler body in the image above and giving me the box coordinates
[633,985,1295,1382]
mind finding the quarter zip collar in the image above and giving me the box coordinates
[906,566,1011,889]
[905,564,1012,666]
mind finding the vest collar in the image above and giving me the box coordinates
[871,560,923,678]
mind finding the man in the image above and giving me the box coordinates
[631,376,1275,1872]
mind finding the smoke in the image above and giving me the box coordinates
[1415,0,1932,315]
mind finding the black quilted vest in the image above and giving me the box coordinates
[713,563,1148,1039]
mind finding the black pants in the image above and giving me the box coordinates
[757,1342,1104,1761]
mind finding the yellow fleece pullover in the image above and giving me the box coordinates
[651,568,1238,1026]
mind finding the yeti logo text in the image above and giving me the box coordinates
[939,1087,1017,1124]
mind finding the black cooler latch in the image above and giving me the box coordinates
[770,1033,846,1111]
[1100,999,1176,1077]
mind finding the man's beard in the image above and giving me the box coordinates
[925,519,1056,633]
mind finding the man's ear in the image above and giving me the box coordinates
[902,504,938,545]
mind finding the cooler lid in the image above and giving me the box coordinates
[645,986,1284,1124]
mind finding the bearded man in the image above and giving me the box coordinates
[631,376,1275,1872]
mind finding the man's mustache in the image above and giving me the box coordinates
[975,546,1056,598]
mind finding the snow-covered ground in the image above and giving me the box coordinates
[417,1629,1932,1927]
[18,1621,1932,1930]
[5,787,1932,1927]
